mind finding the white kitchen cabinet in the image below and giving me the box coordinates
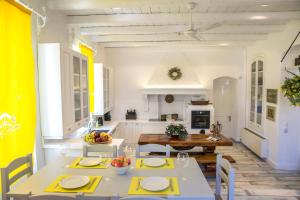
[116,122,167,144]
[38,43,89,139]
[94,63,114,115]
[248,58,264,133]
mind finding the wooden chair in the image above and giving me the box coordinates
[216,154,235,200]
[136,144,171,158]
[1,154,33,200]
[25,193,84,200]
[83,143,117,157]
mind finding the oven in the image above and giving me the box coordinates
[185,105,214,133]
[191,111,211,129]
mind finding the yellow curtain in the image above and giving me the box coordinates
[0,0,36,190]
[80,45,94,113]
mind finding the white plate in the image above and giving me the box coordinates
[143,158,166,167]
[79,158,100,167]
[59,175,90,189]
[141,177,170,192]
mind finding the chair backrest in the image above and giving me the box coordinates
[119,197,166,200]
[136,144,171,158]
[83,143,117,157]
[1,154,33,200]
[26,193,84,200]
[216,154,235,200]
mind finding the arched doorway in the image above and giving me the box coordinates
[213,77,238,139]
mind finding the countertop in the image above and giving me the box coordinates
[43,121,120,149]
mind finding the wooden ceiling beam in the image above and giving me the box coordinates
[89,33,267,42]
[80,24,285,35]
[67,12,300,26]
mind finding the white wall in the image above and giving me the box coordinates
[105,46,246,140]
[39,9,69,47]
[246,20,300,170]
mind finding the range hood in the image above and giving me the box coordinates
[141,87,208,95]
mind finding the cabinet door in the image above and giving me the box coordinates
[73,55,82,122]
[81,59,89,119]
[61,50,75,133]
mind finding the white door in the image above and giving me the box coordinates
[213,77,237,139]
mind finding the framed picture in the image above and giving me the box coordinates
[266,105,276,122]
[266,89,278,104]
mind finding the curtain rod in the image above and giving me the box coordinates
[14,0,47,27]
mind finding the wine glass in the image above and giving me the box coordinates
[176,151,189,181]
[177,152,190,168]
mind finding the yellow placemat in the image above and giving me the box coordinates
[128,177,180,195]
[135,158,174,169]
[45,175,102,193]
[69,158,111,169]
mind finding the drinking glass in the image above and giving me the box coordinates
[176,151,189,181]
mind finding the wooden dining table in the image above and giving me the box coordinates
[8,157,215,200]
[138,133,233,153]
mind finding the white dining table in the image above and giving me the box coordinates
[8,157,215,200]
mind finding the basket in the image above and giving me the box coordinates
[191,100,209,105]
[86,138,112,145]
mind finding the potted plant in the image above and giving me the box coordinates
[281,70,300,106]
[165,124,188,140]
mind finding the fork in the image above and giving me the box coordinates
[136,178,141,191]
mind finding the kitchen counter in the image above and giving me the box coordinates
[118,119,188,124]
[43,121,120,149]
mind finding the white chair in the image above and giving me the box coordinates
[136,144,171,158]
[119,197,166,200]
[216,154,235,200]
[1,154,33,200]
[25,193,84,200]
[83,143,117,157]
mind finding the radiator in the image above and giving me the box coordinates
[240,128,268,159]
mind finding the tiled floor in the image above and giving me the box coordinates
[209,143,300,200]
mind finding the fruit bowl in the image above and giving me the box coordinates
[83,131,112,145]
[111,157,131,175]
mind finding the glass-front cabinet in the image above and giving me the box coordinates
[72,54,89,125]
[249,58,264,133]
[38,43,89,139]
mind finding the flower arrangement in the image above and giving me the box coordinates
[281,70,300,106]
[165,124,188,139]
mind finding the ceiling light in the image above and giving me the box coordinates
[260,4,269,7]
[218,43,229,46]
[249,15,268,20]
[112,7,122,10]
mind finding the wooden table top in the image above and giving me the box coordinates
[138,134,233,147]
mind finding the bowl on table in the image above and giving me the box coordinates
[110,156,131,175]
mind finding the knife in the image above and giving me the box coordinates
[140,159,143,168]
[136,178,141,191]
[165,159,169,166]
[169,178,174,192]
[87,177,97,190]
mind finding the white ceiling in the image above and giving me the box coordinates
[46,0,300,47]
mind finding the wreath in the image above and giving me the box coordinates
[168,67,182,80]
[281,69,300,106]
